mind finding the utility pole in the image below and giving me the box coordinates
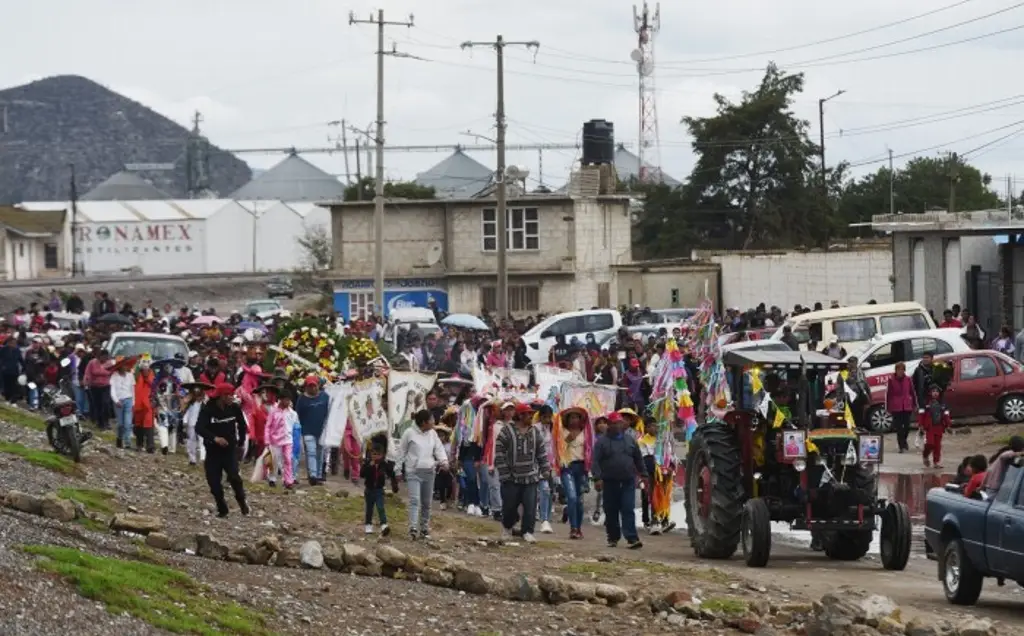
[354,139,362,200]
[69,164,79,277]
[461,35,540,320]
[947,152,960,214]
[888,148,895,216]
[349,10,415,318]
[818,90,846,193]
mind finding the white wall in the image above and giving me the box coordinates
[204,201,254,273]
[709,248,893,311]
[75,219,206,275]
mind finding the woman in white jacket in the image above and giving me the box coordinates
[397,409,449,540]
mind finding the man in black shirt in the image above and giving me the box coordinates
[195,383,250,517]
[549,335,572,364]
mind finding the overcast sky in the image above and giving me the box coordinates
[7,0,1024,193]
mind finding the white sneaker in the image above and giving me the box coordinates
[522,532,537,544]
[364,524,374,535]
[467,504,479,516]
[540,521,553,534]
[650,522,663,536]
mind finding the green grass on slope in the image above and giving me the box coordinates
[0,441,78,475]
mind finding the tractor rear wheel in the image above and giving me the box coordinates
[685,421,744,559]
[821,530,873,561]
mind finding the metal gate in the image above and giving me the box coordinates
[964,266,1004,334]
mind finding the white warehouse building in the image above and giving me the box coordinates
[16,199,330,276]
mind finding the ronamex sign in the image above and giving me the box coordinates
[76,224,194,242]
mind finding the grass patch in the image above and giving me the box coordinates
[324,491,408,525]
[0,403,46,431]
[57,487,117,514]
[561,561,620,576]
[0,441,78,475]
[701,597,748,615]
[75,517,108,532]
[23,545,270,635]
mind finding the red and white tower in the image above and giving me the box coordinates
[632,2,661,183]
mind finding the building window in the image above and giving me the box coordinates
[349,292,373,319]
[44,243,58,270]
[481,208,539,251]
[481,285,540,313]
[18,242,24,258]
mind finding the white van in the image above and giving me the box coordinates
[771,302,934,352]
[524,309,622,365]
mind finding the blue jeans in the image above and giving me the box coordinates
[477,463,492,511]
[302,435,324,480]
[364,488,387,525]
[292,427,302,467]
[602,478,639,543]
[27,385,38,409]
[72,385,89,416]
[538,478,552,523]
[460,458,479,507]
[560,461,587,530]
[114,398,134,445]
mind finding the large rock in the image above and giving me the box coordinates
[144,532,173,551]
[257,535,282,554]
[538,574,571,604]
[567,581,597,602]
[375,545,407,568]
[275,546,300,568]
[40,495,76,522]
[807,590,901,636]
[195,534,230,560]
[342,544,370,567]
[4,491,43,515]
[109,513,164,535]
[453,567,492,595]
[322,543,344,571]
[595,583,630,606]
[299,541,324,569]
[499,574,541,602]
[956,618,995,636]
[234,544,274,566]
[420,566,454,588]
[170,535,196,553]
[404,555,426,574]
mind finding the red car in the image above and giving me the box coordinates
[867,350,1024,425]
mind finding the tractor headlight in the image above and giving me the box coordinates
[793,459,806,472]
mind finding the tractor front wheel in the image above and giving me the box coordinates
[685,422,744,559]
[741,498,771,567]
[880,502,912,570]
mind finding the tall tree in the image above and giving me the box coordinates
[680,63,828,249]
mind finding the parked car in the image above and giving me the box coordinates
[924,459,1024,605]
[864,349,1024,432]
[523,309,622,365]
[628,308,698,326]
[266,276,294,299]
[771,301,934,352]
[242,299,286,319]
[106,332,189,361]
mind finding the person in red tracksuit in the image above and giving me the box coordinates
[917,385,951,469]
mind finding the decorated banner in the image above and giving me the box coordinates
[535,364,582,403]
[387,371,437,449]
[560,382,616,419]
[320,382,352,448]
[471,364,530,396]
[347,377,389,444]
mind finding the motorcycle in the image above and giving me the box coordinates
[43,360,91,462]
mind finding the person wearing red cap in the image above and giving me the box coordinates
[591,411,646,549]
[195,382,250,517]
[494,402,549,544]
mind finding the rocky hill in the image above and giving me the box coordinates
[0,75,251,203]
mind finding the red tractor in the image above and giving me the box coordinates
[684,349,912,569]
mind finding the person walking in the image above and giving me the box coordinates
[295,375,330,485]
[555,406,590,539]
[592,411,647,549]
[494,402,549,544]
[109,360,136,449]
[83,350,113,429]
[195,383,250,518]
[264,392,297,489]
[362,434,395,536]
[396,409,449,540]
[182,386,206,466]
[885,362,916,452]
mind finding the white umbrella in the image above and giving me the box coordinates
[442,313,489,331]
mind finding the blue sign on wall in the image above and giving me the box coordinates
[333,285,449,322]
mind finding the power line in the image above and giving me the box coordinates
[847,117,1024,167]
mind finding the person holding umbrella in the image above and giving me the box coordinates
[195,382,250,517]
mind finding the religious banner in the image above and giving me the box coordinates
[320,382,352,448]
[534,364,582,402]
[471,365,531,397]
[560,382,617,419]
[387,371,437,451]
[347,377,389,445]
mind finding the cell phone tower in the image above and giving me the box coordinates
[632,2,661,183]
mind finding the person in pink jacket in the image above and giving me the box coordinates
[885,361,917,453]
[264,393,297,488]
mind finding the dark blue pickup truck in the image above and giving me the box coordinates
[924,460,1024,605]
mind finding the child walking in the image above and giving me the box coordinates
[182,387,206,466]
[362,433,394,535]
[918,385,951,469]
[589,415,609,525]
[265,393,297,488]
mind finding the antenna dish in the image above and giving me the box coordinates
[629,49,643,62]
[505,165,530,181]
[425,242,443,266]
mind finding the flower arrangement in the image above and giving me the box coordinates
[269,316,380,383]
[930,360,953,391]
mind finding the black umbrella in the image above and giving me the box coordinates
[97,313,133,326]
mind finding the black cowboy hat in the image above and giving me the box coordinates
[182,381,215,392]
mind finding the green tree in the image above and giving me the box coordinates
[838,155,1002,230]
[677,64,831,250]
[343,177,436,201]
